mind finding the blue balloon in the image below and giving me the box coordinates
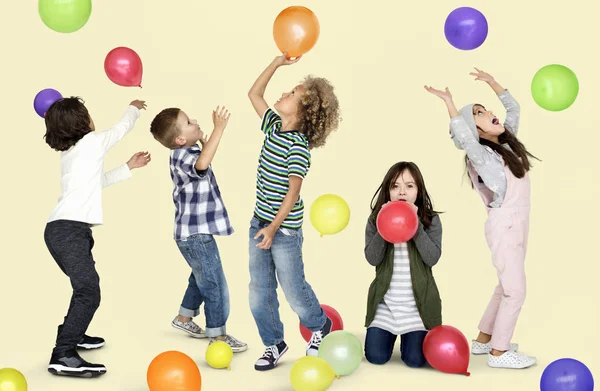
[444,7,488,50]
[34,88,63,118]
[541,358,594,391]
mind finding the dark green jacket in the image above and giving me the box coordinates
[364,212,443,330]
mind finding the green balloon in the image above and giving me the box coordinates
[39,0,92,33]
[318,331,363,376]
[531,64,579,112]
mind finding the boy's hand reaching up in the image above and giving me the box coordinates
[212,106,231,131]
[127,151,151,170]
[130,100,147,110]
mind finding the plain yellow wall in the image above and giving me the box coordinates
[0,0,598,390]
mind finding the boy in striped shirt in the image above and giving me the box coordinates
[247,53,341,371]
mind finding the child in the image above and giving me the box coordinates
[364,162,443,368]
[425,67,539,369]
[149,105,247,353]
[247,53,341,371]
[44,97,150,377]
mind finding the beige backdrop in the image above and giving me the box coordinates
[1,0,597,390]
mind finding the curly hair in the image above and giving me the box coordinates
[297,76,341,149]
[43,97,93,151]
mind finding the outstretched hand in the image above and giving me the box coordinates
[424,85,453,101]
[469,67,495,83]
[273,52,302,66]
[127,151,151,170]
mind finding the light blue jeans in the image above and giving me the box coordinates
[176,233,230,337]
[248,216,326,346]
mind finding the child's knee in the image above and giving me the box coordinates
[402,352,426,368]
[365,349,392,365]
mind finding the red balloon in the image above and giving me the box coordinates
[104,47,143,88]
[376,201,418,243]
[423,325,471,376]
[299,304,343,342]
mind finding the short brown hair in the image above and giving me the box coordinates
[297,76,341,149]
[150,108,181,149]
[44,97,93,151]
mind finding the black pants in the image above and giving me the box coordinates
[44,220,101,355]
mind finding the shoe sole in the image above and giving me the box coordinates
[171,323,207,339]
[48,365,106,378]
[254,346,288,371]
[232,345,248,353]
[77,342,105,350]
[487,361,536,369]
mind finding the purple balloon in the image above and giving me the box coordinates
[34,88,63,118]
[444,7,488,50]
[540,358,594,391]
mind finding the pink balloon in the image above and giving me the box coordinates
[423,325,471,376]
[104,47,143,88]
[376,201,418,243]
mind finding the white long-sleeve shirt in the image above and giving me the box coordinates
[47,105,141,226]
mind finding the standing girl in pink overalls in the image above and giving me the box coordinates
[425,68,540,369]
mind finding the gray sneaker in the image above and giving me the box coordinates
[210,334,248,353]
[171,316,207,339]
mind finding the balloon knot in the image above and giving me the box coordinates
[465,371,471,377]
[139,85,143,89]
[320,234,324,238]
[336,375,341,379]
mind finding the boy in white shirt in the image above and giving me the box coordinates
[43,97,149,378]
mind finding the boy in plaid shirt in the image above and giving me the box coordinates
[150,105,247,353]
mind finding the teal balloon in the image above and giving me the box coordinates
[531,64,579,112]
[317,331,363,376]
[39,0,92,33]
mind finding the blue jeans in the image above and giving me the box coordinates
[248,216,326,346]
[364,327,428,368]
[176,233,230,337]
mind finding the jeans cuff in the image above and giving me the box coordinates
[179,306,200,318]
[205,324,226,338]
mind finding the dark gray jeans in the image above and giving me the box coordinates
[44,220,101,355]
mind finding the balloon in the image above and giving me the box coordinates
[104,47,144,88]
[318,331,363,376]
[147,351,201,391]
[273,6,320,58]
[309,194,350,237]
[540,358,594,391]
[444,7,488,50]
[39,0,92,33]
[290,356,336,391]
[531,64,579,112]
[205,341,233,370]
[423,325,470,376]
[0,368,27,391]
[34,88,62,118]
[376,201,418,243]
[300,305,344,342]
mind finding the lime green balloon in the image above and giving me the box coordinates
[290,357,336,391]
[0,368,27,391]
[39,0,92,33]
[318,331,363,376]
[309,194,350,237]
[531,64,579,111]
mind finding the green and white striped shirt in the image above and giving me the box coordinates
[253,108,311,229]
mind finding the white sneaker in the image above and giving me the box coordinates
[171,317,207,339]
[471,340,518,355]
[488,351,536,369]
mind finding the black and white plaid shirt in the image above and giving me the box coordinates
[169,144,234,240]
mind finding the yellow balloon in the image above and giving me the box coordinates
[205,341,233,370]
[290,356,336,391]
[309,194,350,237]
[0,368,27,391]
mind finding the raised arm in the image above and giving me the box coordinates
[365,217,388,266]
[248,54,301,118]
[412,214,442,267]
[470,68,520,135]
[195,107,230,171]
[96,100,146,153]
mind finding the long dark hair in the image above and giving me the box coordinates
[464,105,541,185]
[370,162,441,228]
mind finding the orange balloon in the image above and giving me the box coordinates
[147,351,202,391]
[273,6,320,58]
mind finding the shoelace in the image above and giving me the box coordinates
[309,331,323,347]
[261,345,278,360]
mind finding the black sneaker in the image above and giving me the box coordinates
[306,317,332,356]
[254,341,288,371]
[57,325,105,350]
[48,349,107,378]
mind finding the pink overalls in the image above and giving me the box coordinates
[467,157,530,352]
